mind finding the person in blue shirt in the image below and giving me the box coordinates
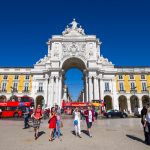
[23,107,30,129]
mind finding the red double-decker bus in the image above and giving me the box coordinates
[62,101,91,115]
[0,101,31,118]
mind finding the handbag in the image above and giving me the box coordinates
[74,120,78,126]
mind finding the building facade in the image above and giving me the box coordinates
[0,19,150,113]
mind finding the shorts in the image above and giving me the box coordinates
[33,119,40,128]
[87,122,92,128]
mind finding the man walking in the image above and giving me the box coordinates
[84,106,94,137]
[23,107,30,129]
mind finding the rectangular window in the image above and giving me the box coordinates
[142,82,147,91]
[141,74,145,79]
[25,75,30,80]
[105,82,110,91]
[24,83,29,92]
[130,82,136,90]
[38,82,43,92]
[3,75,8,80]
[14,75,19,80]
[130,74,134,79]
[13,82,18,92]
[118,75,123,80]
[119,82,124,91]
[1,82,7,92]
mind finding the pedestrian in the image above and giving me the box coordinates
[54,106,62,141]
[73,107,82,138]
[144,107,150,145]
[0,108,2,119]
[48,107,57,141]
[141,106,148,144]
[94,108,98,120]
[84,106,94,137]
[32,105,43,140]
[23,107,30,129]
[80,107,85,120]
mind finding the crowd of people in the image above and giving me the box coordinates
[21,104,150,145]
[23,105,96,141]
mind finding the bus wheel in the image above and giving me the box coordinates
[14,112,19,118]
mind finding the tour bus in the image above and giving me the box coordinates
[0,101,31,118]
[62,101,90,115]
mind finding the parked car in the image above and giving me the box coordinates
[104,109,128,118]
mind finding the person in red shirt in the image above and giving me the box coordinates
[32,105,43,140]
[48,107,57,141]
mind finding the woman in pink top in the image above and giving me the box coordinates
[32,105,43,140]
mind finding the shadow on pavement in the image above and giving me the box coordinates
[81,130,89,136]
[71,130,76,136]
[38,131,46,138]
[126,134,145,144]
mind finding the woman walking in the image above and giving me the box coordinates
[32,105,43,140]
[73,107,82,138]
[49,107,57,141]
[54,106,62,141]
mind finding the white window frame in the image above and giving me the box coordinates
[105,82,110,91]
[1,82,7,91]
[119,82,124,91]
[24,82,29,92]
[118,75,123,80]
[142,82,147,91]
[130,82,136,90]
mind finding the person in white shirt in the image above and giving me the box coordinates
[73,107,82,138]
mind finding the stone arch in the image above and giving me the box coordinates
[130,95,139,113]
[0,95,7,102]
[61,56,86,70]
[142,95,149,107]
[104,95,112,110]
[118,95,127,111]
[62,57,86,71]
[9,95,18,101]
[36,95,44,108]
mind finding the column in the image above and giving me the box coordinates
[48,76,54,107]
[127,98,131,114]
[100,79,104,100]
[89,77,93,102]
[112,79,119,110]
[82,92,85,102]
[98,78,101,100]
[94,77,99,100]
[86,75,89,102]
[58,76,62,107]
[55,76,59,105]
[45,74,49,107]
[139,98,143,108]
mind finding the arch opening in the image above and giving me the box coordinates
[130,95,139,113]
[104,95,112,110]
[62,57,86,102]
[118,95,127,112]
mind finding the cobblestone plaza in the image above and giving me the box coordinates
[0,118,149,150]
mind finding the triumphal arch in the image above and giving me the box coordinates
[32,19,118,109]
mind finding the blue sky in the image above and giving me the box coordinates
[0,0,150,100]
